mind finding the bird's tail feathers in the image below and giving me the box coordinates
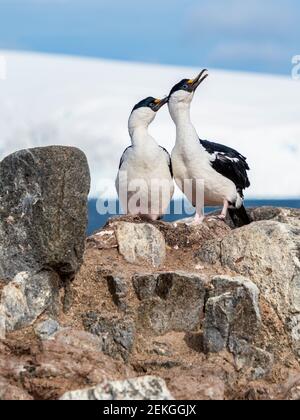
[228,204,251,227]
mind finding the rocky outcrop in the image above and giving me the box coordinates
[0,146,90,336]
[59,376,173,400]
[197,219,300,357]
[0,192,300,400]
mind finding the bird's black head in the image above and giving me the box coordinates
[169,69,208,97]
[132,96,168,113]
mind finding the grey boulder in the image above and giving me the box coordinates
[203,276,261,353]
[0,146,90,281]
[0,146,90,334]
[134,271,207,335]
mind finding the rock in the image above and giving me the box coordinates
[134,271,207,335]
[132,274,158,300]
[198,221,300,357]
[1,271,59,335]
[106,276,128,311]
[232,340,274,380]
[59,376,173,400]
[51,329,104,353]
[34,318,61,341]
[0,379,33,400]
[249,207,300,228]
[0,146,90,281]
[0,328,131,400]
[165,366,226,400]
[86,229,118,250]
[203,276,261,354]
[83,312,135,361]
[114,222,166,267]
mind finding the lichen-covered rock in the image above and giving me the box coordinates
[134,271,207,335]
[0,146,90,281]
[198,221,300,357]
[34,318,61,341]
[232,341,274,380]
[114,222,166,267]
[106,276,128,311]
[203,276,261,353]
[59,376,173,400]
[0,271,59,336]
[82,312,135,361]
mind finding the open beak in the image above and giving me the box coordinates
[187,69,208,91]
[153,96,169,111]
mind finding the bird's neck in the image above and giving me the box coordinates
[171,105,200,149]
[129,124,157,149]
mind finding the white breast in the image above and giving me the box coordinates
[172,139,237,207]
[116,145,174,218]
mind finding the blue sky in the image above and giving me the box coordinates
[0,0,299,75]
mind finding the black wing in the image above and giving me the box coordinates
[200,139,250,195]
[118,145,132,169]
[159,146,173,177]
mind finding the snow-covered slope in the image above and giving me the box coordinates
[0,51,299,198]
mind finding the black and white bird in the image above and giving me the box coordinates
[168,69,251,226]
[116,96,174,220]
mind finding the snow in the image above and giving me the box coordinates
[0,50,299,199]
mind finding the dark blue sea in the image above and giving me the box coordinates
[87,199,300,235]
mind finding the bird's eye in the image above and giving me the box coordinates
[182,84,188,89]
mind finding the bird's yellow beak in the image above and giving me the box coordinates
[187,69,209,90]
[153,96,169,111]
